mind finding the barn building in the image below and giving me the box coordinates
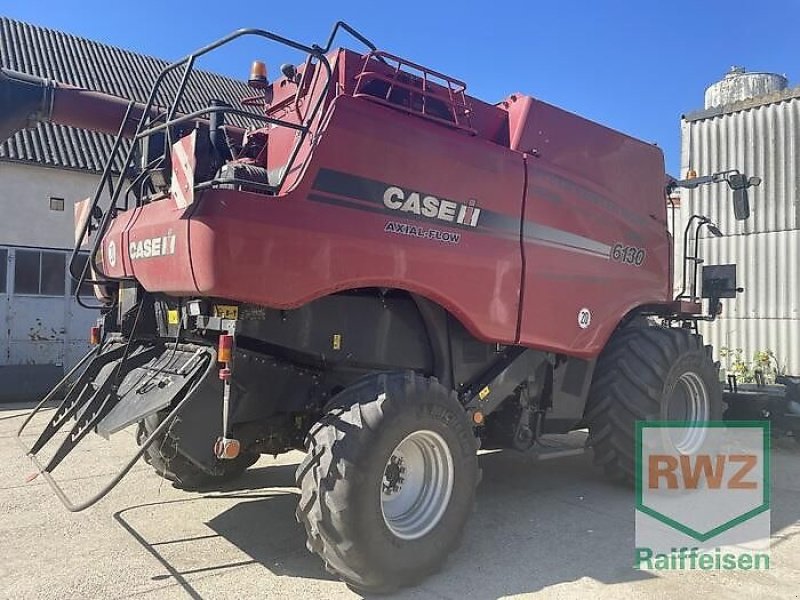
[0,18,249,400]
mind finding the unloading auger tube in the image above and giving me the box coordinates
[0,21,376,141]
[17,344,216,512]
[0,67,248,142]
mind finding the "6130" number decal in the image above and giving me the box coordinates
[611,243,645,266]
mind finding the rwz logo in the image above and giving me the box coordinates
[634,421,770,571]
[648,453,758,490]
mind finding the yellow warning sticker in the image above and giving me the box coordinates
[167,310,180,325]
[478,386,491,401]
[332,334,342,350]
[214,305,239,320]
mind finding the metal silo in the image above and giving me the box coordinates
[704,66,788,109]
[680,67,800,374]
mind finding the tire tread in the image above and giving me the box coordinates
[295,372,480,593]
[585,324,721,482]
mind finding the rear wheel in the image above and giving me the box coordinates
[137,411,259,490]
[295,372,480,593]
[585,323,721,483]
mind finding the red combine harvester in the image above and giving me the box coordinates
[2,23,759,592]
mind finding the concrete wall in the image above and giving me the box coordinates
[0,161,100,249]
[0,161,101,400]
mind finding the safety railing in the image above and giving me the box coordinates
[68,22,378,310]
[354,51,475,133]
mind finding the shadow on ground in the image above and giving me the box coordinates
[114,463,334,600]
[15,402,799,599]
[113,450,665,599]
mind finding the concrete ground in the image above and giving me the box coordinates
[1,403,799,600]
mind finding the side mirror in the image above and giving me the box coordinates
[732,187,750,220]
[727,172,757,221]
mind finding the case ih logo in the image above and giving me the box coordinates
[129,233,177,260]
[635,422,770,571]
[308,169,485,232]
[382,186,481,227]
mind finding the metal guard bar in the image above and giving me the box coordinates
[135,106,307,140]
[68,26,338,303]
[16,347,215,512]
[353,50,475,134]
[67,99,136,310]
[137,28,333,192]
[363,50,469,90]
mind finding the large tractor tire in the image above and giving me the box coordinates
[585,323,721,483]
[296,372,480,593]
[137,411,259,490]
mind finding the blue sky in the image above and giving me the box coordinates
[3,1,799,174]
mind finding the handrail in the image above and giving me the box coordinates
[69,24,355,306]
[121,28,333,201]
[320,21,378,53]
[364,51,469,90]
[353,50,475,134]
[136,106,308,139]
[68,99,136,310]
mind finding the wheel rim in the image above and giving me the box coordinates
[666,371,710,453]
[380,430,454,541]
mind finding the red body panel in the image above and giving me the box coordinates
[191,95,525,343]
[506,96,670,356]
[103,199,196,293]
[99,50,672,358]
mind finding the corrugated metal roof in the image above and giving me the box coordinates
[0,18,257,173]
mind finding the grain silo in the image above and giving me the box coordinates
[680,66,800,374]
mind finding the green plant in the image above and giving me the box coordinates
[719,347,785,384]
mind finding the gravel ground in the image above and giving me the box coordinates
[1,403,798,599]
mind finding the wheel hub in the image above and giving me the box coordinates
[380,430,454,540]
[383,455,406,494]
[666,370,711,453]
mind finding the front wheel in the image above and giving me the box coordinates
[295,372,480,593]
[585,324,722,483]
